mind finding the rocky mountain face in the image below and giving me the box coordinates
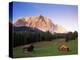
[14,15,66,33]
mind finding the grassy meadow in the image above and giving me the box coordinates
[13,39,78,58]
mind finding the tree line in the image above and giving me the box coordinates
[12,30,53,47]
[12,30,78,47]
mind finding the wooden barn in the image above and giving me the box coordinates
[58,44,69,53]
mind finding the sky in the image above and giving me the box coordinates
[10,2,78,32]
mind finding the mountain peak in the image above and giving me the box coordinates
[14,15,55,33]
[39,15,44,18]
[14,15,66,33]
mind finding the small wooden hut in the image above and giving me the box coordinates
[58,43,69,53]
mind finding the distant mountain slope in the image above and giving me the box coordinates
[13,26,45,33]
[14,15,66,33]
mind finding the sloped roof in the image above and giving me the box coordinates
[60,44,68,48]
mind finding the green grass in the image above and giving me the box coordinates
[13,39,78,58]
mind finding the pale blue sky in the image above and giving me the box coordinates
[11,2,78,32]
